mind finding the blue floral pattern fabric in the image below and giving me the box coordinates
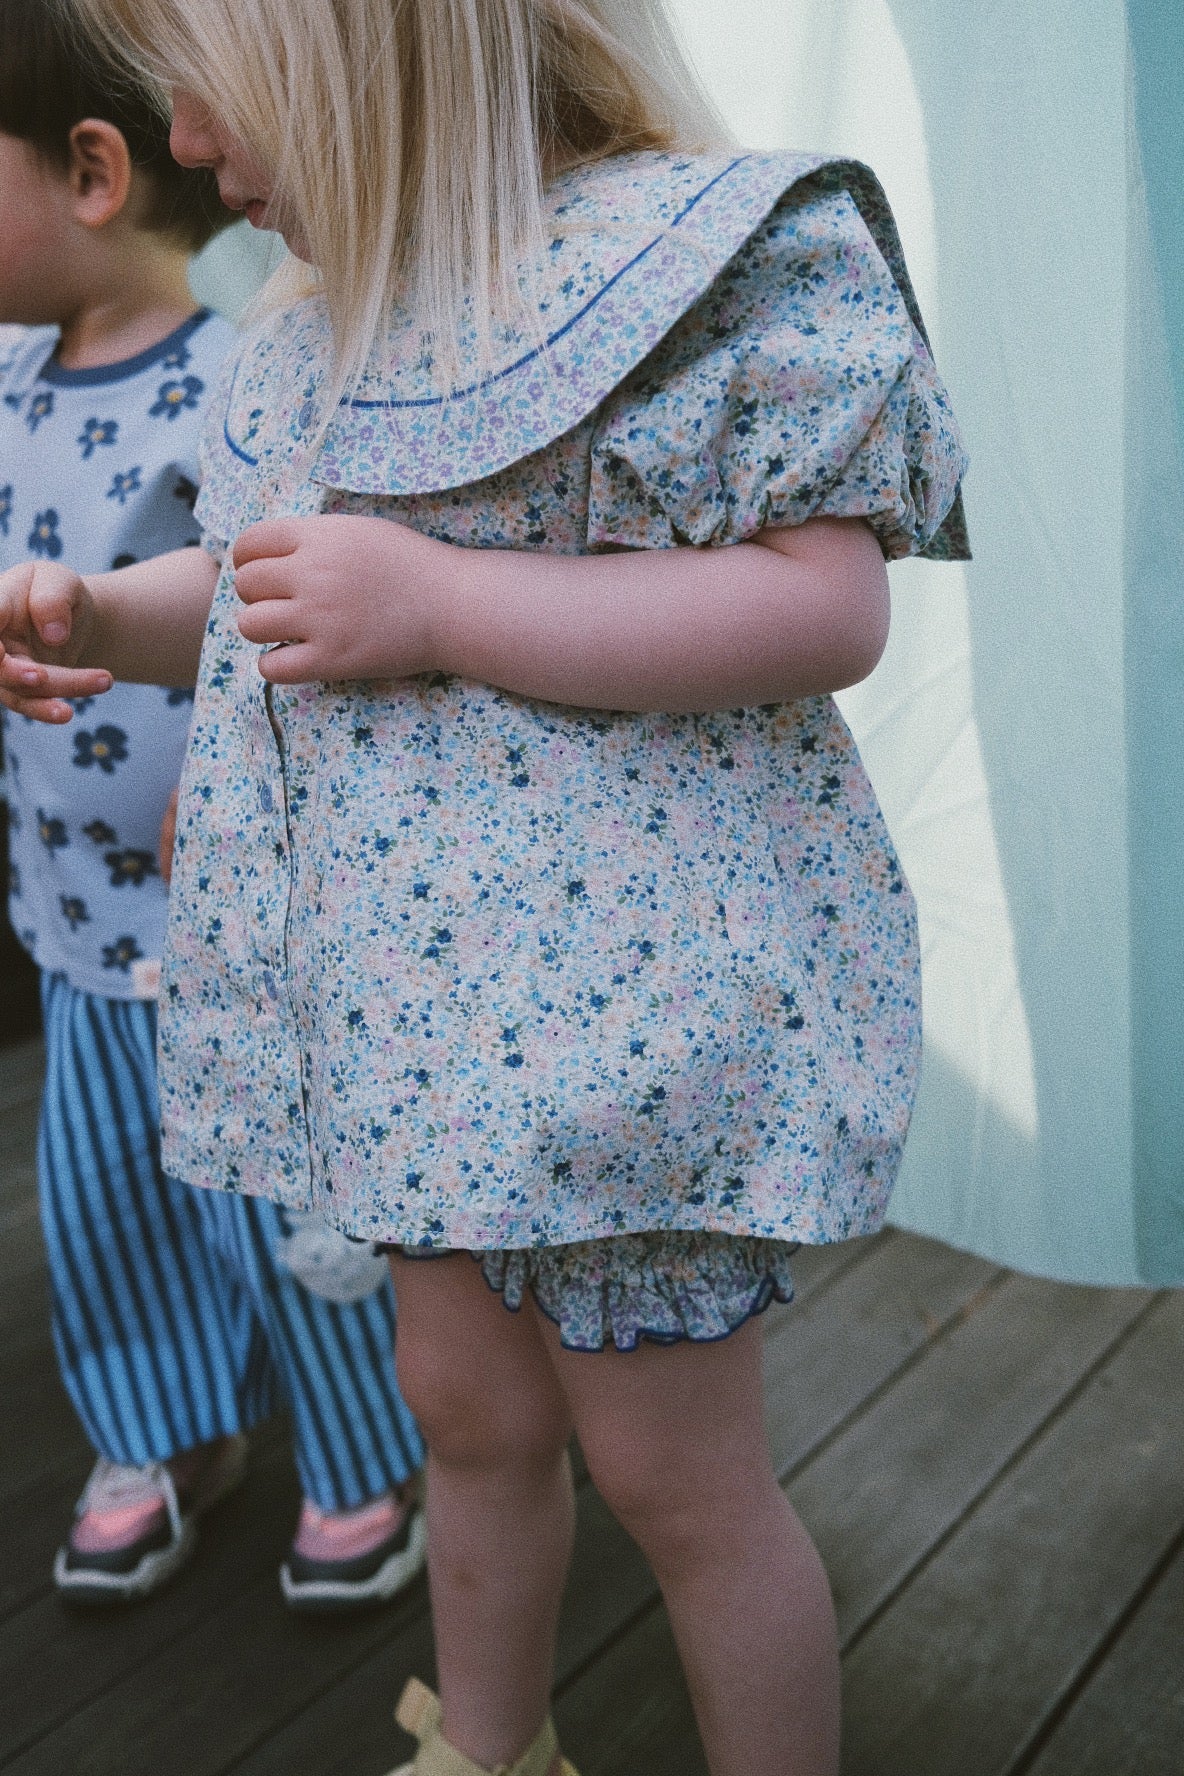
[162,152,967,1306]
[0,311,235,998]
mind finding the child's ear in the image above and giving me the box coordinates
[66,118,133,229]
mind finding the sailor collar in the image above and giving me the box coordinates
[216,149,933,503]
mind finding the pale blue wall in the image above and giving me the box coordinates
[1126,0,1184,1281]
[670,0,1182,1282]
[190,219,281,324]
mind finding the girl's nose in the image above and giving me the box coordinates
[169,89,218,169]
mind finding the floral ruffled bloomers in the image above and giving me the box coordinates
[161,150,968,1349]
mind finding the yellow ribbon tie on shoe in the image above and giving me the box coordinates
[388,1679,579,1776]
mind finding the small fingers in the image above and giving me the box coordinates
[0,649,47,692]
[0,648,113,723]
[256,641,322,685]
[28,572,85,651]
[0,688,78,723]
[232,518,304,572]
[233,554,297,606]
[236,600,306,647]
[0,656,113,698]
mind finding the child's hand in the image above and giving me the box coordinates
[0,561,112,722]
[232,515,451,685]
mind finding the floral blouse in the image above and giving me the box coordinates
[161,149,969,1250]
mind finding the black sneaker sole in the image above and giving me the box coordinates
[279,1508,427,1614]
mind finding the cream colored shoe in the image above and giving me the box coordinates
[387,1678,580,1776]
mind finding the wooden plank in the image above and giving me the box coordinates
[0,1091,49,1351]
[4,1577,436,1776]
[764,1231,1000,1475]
[789,1271,1151,1642]
[226,1480,660,1776]
[0,1315,91,1503]
[542,1267,1155,1776]
[231,1233,996,1776]
[838,1292,1184,1776]
[556,1602,703,1776]
[1023,1536,1184,1776]
[0,1436,308,1769]
[9,1448,643,1776]
[543,1264,1128,1776]
[783,1231,884,1302]
[0,1415,288,1626]
[0,1038,43,1115]
[0,1455,92,1624]
[0,1092,39,1176]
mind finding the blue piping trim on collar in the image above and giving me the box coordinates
[222,155,753,466]
[346,156,749,413]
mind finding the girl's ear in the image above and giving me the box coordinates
[66,118,133,229]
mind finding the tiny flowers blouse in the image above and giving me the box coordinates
[162,150,969,1250]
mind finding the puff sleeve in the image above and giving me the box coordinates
[586,183,969,562]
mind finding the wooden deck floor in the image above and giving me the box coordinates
[2,1034,1182,1776]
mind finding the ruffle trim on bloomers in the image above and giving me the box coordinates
[402,1230,798,1353]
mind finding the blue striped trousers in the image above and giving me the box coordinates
[37,973,424,1511]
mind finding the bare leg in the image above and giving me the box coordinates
[550,1318,840,1776]
[389,1255,574,1772]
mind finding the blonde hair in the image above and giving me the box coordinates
[62,0,726,405]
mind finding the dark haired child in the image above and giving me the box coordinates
[0,0,425,1608]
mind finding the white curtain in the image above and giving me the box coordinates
[670,0,1184,1284]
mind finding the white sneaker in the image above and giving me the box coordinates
[54,1433,248,1605]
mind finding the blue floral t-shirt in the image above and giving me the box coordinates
[0,309,235,999]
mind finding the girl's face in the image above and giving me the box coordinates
[169,88,309,258]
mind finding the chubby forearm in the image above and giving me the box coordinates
[85,547,220,684]
[435,517,890,712]
[231,511,890,711]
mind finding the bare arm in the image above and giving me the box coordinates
[233,514,890,712]
[85,548,220,683]
[435,519,888,710]
[0,546,219,720]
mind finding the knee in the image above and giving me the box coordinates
[581,1437,699,1558]
[582,1434,777,1575]
[395,1335,570,1475]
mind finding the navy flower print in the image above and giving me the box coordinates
[104,847,159,887]
[60,895,90,930]
[150,374,204,420]
[37,809,69,852]
[0,306,234,1002]
[72,724,129,773]
[102,935,143,972]
[78,417,118,459]
[107,467,142,505]
[28,509,62,558]
[26,389,53,432]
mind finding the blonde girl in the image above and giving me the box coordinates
[2,2,968,1770]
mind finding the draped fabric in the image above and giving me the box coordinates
[669,0,1184,1284]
